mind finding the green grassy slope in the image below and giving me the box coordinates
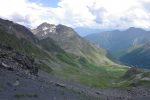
[118,68,150,87]
[0,29,129,88]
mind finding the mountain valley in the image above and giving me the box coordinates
[0,18,149,100]
[85,27,150,69]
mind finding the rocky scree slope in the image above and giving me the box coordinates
[0,44,38,75]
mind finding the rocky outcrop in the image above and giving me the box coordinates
[0,44,38,75]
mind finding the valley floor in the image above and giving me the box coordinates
[0,67,150,100]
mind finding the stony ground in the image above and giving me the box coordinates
[39,71,150,100]
[0,68,100,100]
[0,66,150,100]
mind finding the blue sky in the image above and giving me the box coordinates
[29,0,59,7]
[0,0,150,30]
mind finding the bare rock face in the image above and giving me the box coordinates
[0,44,38,75]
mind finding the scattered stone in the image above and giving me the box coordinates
[1,62,9,68]
[55,83,65,88]
[0,62,13,71]
[95,91,102,95]
[0,44,38,75]
[13,80,20,86]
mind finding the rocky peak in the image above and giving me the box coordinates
[32,22,57,39]
[33,23,77,40]
[36,22,56,33]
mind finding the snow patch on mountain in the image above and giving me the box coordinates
[43,26,48,31]
[44,31,47,35]
[49,25,56,33]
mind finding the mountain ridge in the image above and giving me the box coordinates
[85,27,150,58]
[120,43,150,69]
[32,22,116,66]
[85,27,150,69]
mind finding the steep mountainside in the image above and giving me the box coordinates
[0,18,37,43]
[120,43,150,69]
[32,23,115,66]
[85,27,150,58]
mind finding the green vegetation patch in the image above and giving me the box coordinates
[54,61,127,88]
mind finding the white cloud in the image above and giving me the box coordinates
[0,0,150,29]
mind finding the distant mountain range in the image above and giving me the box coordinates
[120,43,150,69]
[85,27,150,69]
[75,27,107,36]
